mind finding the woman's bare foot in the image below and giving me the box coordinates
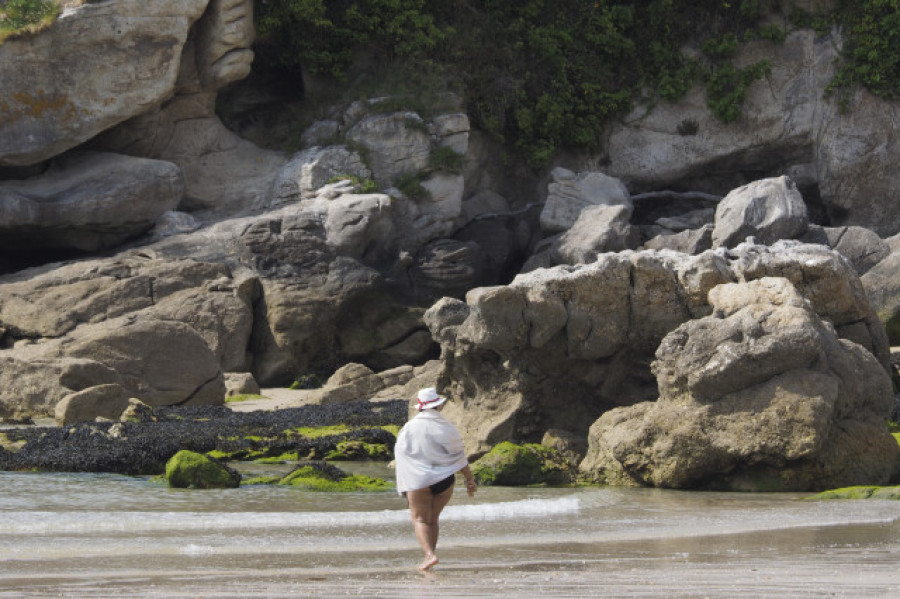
[418,553,439,571]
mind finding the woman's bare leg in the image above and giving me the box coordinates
[407,485,454,571]
[429,485,454,551]
[407,488,438,570]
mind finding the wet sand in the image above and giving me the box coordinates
[5,518,898,598]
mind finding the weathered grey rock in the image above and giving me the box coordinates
[301,120,341,148]
[0,0,208,166]
[458,189,510,225]
[146,287,254,373]
[712,176,808,248]
[604,31,834,192]
[799,225,890,276]
[427,241,889,456]
[345,112,431,184]
[539,167,631,234]
[602,29,900,237]
[151,211,201,238]
[524,204,640,271]
[97,97,285,218]
[643,224,713,255]
[336,304,433,370]
[409,239,484,300]
[0,254,238,341]
[55,384,131,426]
[862,251,900,345]
[39,318,225,408]
[817,88,900,236]
[429,113,470,155]
[0,152,182,252]
[194,0,255,91]
[224,372,261,397]
[656,208,715,232]
[580,277,897,491]
[324,193,395,263]
[404,173,465,247]
[271,146,371,206]
[304,363,387,405]
[0,356,121,420]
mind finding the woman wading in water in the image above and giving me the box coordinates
[394,388,477,571]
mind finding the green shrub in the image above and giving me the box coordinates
[428,145,465,174]
[827,0,900,108]
[394,172,429,201]
[252,0,891,165]
[289,373,321,390]
[325,174,379,193]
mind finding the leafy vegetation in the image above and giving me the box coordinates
[252,1,895,165]
[0,0,60,42]
[826,0,900,109]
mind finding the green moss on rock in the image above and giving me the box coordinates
[165,450,241,489]
[472,442,574,486]
[277,463,391,492]
[325,441,390,461]
[805,486,900,500]
[242,475,283,486]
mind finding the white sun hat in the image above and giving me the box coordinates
[416,387,447,411]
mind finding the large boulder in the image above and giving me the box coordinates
[712,176,809,248]
[55,383,131,426]
[345,112,432,184]
[0,151,183,252]
[539,167,631,234]
[426,240,889,456]
[0,356,121,420]
[0,0,209,167]
[271,146,371,206]
[800,225,891,276]
[579,277,898,491]
[40,318,226,408]
[524,204,640,270]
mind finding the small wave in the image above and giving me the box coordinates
[0,497,580,536]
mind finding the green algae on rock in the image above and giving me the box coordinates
[165,450,241,489]
[276,462,391,492]
[324,441,390,461]
[472,442,574,486]
[805,486,900,500]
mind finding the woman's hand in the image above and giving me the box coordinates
[465,478,477,497]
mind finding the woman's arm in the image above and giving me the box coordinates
[459,464,477,497]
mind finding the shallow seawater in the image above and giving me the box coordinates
[1,464,899,597]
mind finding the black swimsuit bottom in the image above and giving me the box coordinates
[428,474,455,495]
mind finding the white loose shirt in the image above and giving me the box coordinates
[394,409,468,494]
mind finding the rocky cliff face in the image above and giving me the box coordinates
[0,2,897,489]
